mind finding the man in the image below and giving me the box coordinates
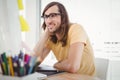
[33,2,95,76]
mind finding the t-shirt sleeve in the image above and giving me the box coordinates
[69,24,87,45]
[45,39,52,49]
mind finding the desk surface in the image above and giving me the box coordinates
[0,72,101,80]
[46,72,101,80]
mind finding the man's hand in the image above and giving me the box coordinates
[45,27,54,37]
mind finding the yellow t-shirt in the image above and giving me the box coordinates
[46,23,95,76]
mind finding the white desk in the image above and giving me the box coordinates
[46,72,101,80]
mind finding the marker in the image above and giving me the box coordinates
[13,60,18,76]
[19,59,25,76]
[28,56,37,74]
[32,61,41,73]
[24,54,29,64]
[19,50,24,60]
[1,62,6,75]
[1,52,9,75]
[24,63,29,75]
[0,57,5,74]
[8,56,14,76]
[16,58,21,77]
[27,56,31,64]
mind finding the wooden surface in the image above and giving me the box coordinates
[45,72,101,80]
[0,72,101,80]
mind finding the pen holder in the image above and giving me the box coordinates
[0,72,47,80]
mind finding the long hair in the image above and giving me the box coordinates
[41,2,70,47]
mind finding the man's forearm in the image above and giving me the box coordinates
[54,60,68,71]
[54,59,77,73]
[54,57,81,73]
[33,31,49,59]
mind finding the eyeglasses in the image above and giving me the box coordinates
[41,13,61,20]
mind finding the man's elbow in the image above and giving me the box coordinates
[68,65,79,73]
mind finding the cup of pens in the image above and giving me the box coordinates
[0,50,40,77]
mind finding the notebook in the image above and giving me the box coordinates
[36,65,64,76]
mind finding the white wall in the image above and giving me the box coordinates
[24,0,40,49]
[23,1,120,79]
[0,0,21,54]
[23,0,120,58]
[41,0,120,58]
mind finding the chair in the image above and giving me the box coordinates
[95,58,109,80]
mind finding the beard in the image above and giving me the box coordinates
[53,26,62,34]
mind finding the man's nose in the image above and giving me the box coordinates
[45,17,52,23]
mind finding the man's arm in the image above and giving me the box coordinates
[54,42,84,73]
[33,29,50,62]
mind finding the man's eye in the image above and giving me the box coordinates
[50,13,56,17]
[42,15,48,18]
[42,13,60,19]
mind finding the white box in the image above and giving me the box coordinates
[0,72,47,80]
